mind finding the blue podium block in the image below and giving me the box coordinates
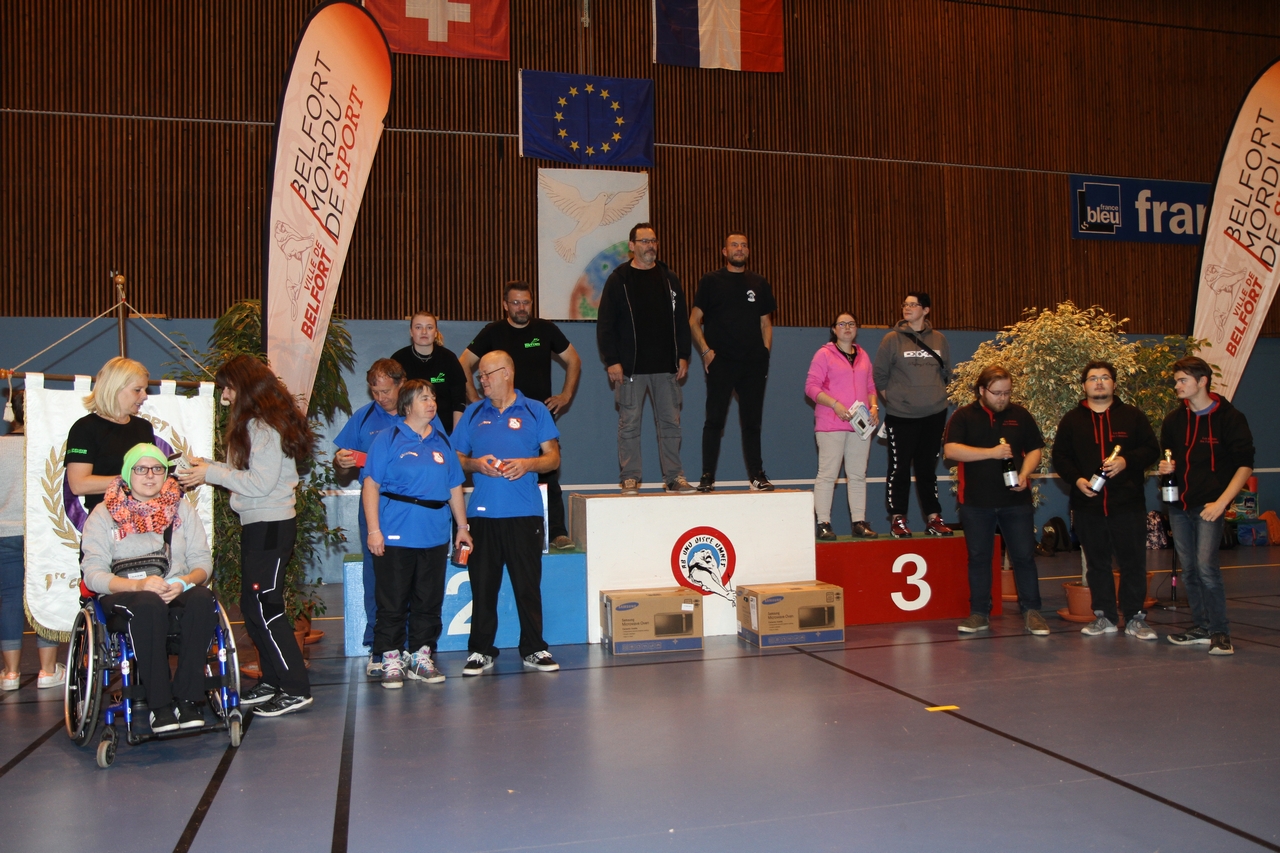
[343,554,368,657]
[438,551,587,652]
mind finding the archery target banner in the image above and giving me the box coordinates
[23,375,216,640]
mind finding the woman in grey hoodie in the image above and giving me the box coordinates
[180,355,316,718]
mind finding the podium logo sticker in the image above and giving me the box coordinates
[671,526,737,604]
[1077,182,1122,234]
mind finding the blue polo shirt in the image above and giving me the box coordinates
[452,391,559,519]
[334,401,401,454]
[361,421,463,549]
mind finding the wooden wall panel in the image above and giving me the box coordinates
[2,0,1278,336]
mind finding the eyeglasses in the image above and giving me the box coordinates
[478,367,507,380]
[634,238,658,245]
[835,322,857,328]
[902,302,922,309]
[1085,376,1113,384]
[984,390,1012,398]
[131,465,168,476]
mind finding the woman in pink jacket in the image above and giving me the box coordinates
[805,313,879,540]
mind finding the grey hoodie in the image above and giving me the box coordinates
[204,420,299,525]
[873,320,951,418]
[81,500,212,595]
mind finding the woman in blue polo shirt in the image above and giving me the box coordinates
[362,380,471,688]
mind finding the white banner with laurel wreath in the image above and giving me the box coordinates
[23,375,215,640]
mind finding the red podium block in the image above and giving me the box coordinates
[816,534,1002,626]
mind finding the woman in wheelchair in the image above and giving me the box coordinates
[79,443,215,734]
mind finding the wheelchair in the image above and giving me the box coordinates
[63,582,243,768]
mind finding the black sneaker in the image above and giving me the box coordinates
[176,700,205,730]
[749,472,775,491]
[253,692,314,717]
[1208,633,1235,655]
[1167,626,1212,646]
[462,652,494,676]
[815,522,836,541]
[696,473,715,493]
[522,650,560,672]
[240,682,281,707]
[149,705,180,734]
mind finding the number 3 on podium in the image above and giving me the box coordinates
[891,554,932,611]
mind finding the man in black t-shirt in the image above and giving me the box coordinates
[689,233,776,492]
[597,223,694,495]
[943,366,1049,636]
[461,282,582,548]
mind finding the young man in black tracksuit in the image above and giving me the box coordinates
[1052,361,1160,639]
[1157,357,1254,655]
[596,222,694,494]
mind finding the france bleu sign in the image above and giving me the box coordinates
[1070,174,1212,245]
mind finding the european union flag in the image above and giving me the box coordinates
[519,69,654,167]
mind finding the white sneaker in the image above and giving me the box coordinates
[366,652,383,676]
[1,671,19,691]
[1124,613,1158,641]
[37,664,66,689]
[381,650,404,689]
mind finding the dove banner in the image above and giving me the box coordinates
[1192,57,1280,401]
[537,169,650,321]
[264,1,392,408]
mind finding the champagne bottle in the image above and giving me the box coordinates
[1160,449,1179,502]
[999,438,1019,488]
[1088,445,1122,492]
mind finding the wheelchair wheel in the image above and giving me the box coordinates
[207,599,241,718]
[95,728,117,769]
[65,605,103,747]
[228,710,242,748]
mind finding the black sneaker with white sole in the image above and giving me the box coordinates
[523,650,560,672]
[150,705,180,734]
[1167,626,1212,646]
[176,700,205,730]
[253,692,314,717]
[462,652,494,676]
[240,682,281,707]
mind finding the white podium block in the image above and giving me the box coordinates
[571,491,816,641]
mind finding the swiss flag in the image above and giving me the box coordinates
[364,0,509,60]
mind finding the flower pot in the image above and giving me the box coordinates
[1113,570,1159,611]
[1056,582,1095,623]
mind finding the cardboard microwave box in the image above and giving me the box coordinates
[600,587,704,654]
[736,581,845,647]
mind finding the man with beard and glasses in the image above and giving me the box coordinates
[597,222,695,495]
[944,366,1049,635]
[1052,361,1160,640]
[461,282,582,550]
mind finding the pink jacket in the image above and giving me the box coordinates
[805,342,877,433]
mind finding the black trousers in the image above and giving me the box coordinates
[466,515,547,660]
[240,518,310,697]
[539,466,567,540]
[1075,509,1148,622]
[701,355,769,479]
[884,410,948,518]
[101,585,217,707]
[372,543,447,655]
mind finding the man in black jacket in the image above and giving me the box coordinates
[596,223,694,494]
[1052,361,1160,639]
[1157,357,1254,655]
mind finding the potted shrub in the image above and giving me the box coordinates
[947,302,1208,617]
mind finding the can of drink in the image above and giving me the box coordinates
[452,543,471,567]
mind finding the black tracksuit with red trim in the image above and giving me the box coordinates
[1160,394,1254,509]
[1052,399,1160,515]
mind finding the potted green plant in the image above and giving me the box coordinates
[947,302,1208,617]
[168,299,356,630]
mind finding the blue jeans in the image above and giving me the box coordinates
[1,536,58,652]
[958,503,1042,615]
[1168,505,1229,634]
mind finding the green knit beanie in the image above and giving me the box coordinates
[121,443,171,490]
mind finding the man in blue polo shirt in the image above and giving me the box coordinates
[334,358,406,674]
[452,351,562,675]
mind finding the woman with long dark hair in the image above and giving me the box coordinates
[178,355,315,717]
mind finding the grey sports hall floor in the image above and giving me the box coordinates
[2,546,1278,853]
